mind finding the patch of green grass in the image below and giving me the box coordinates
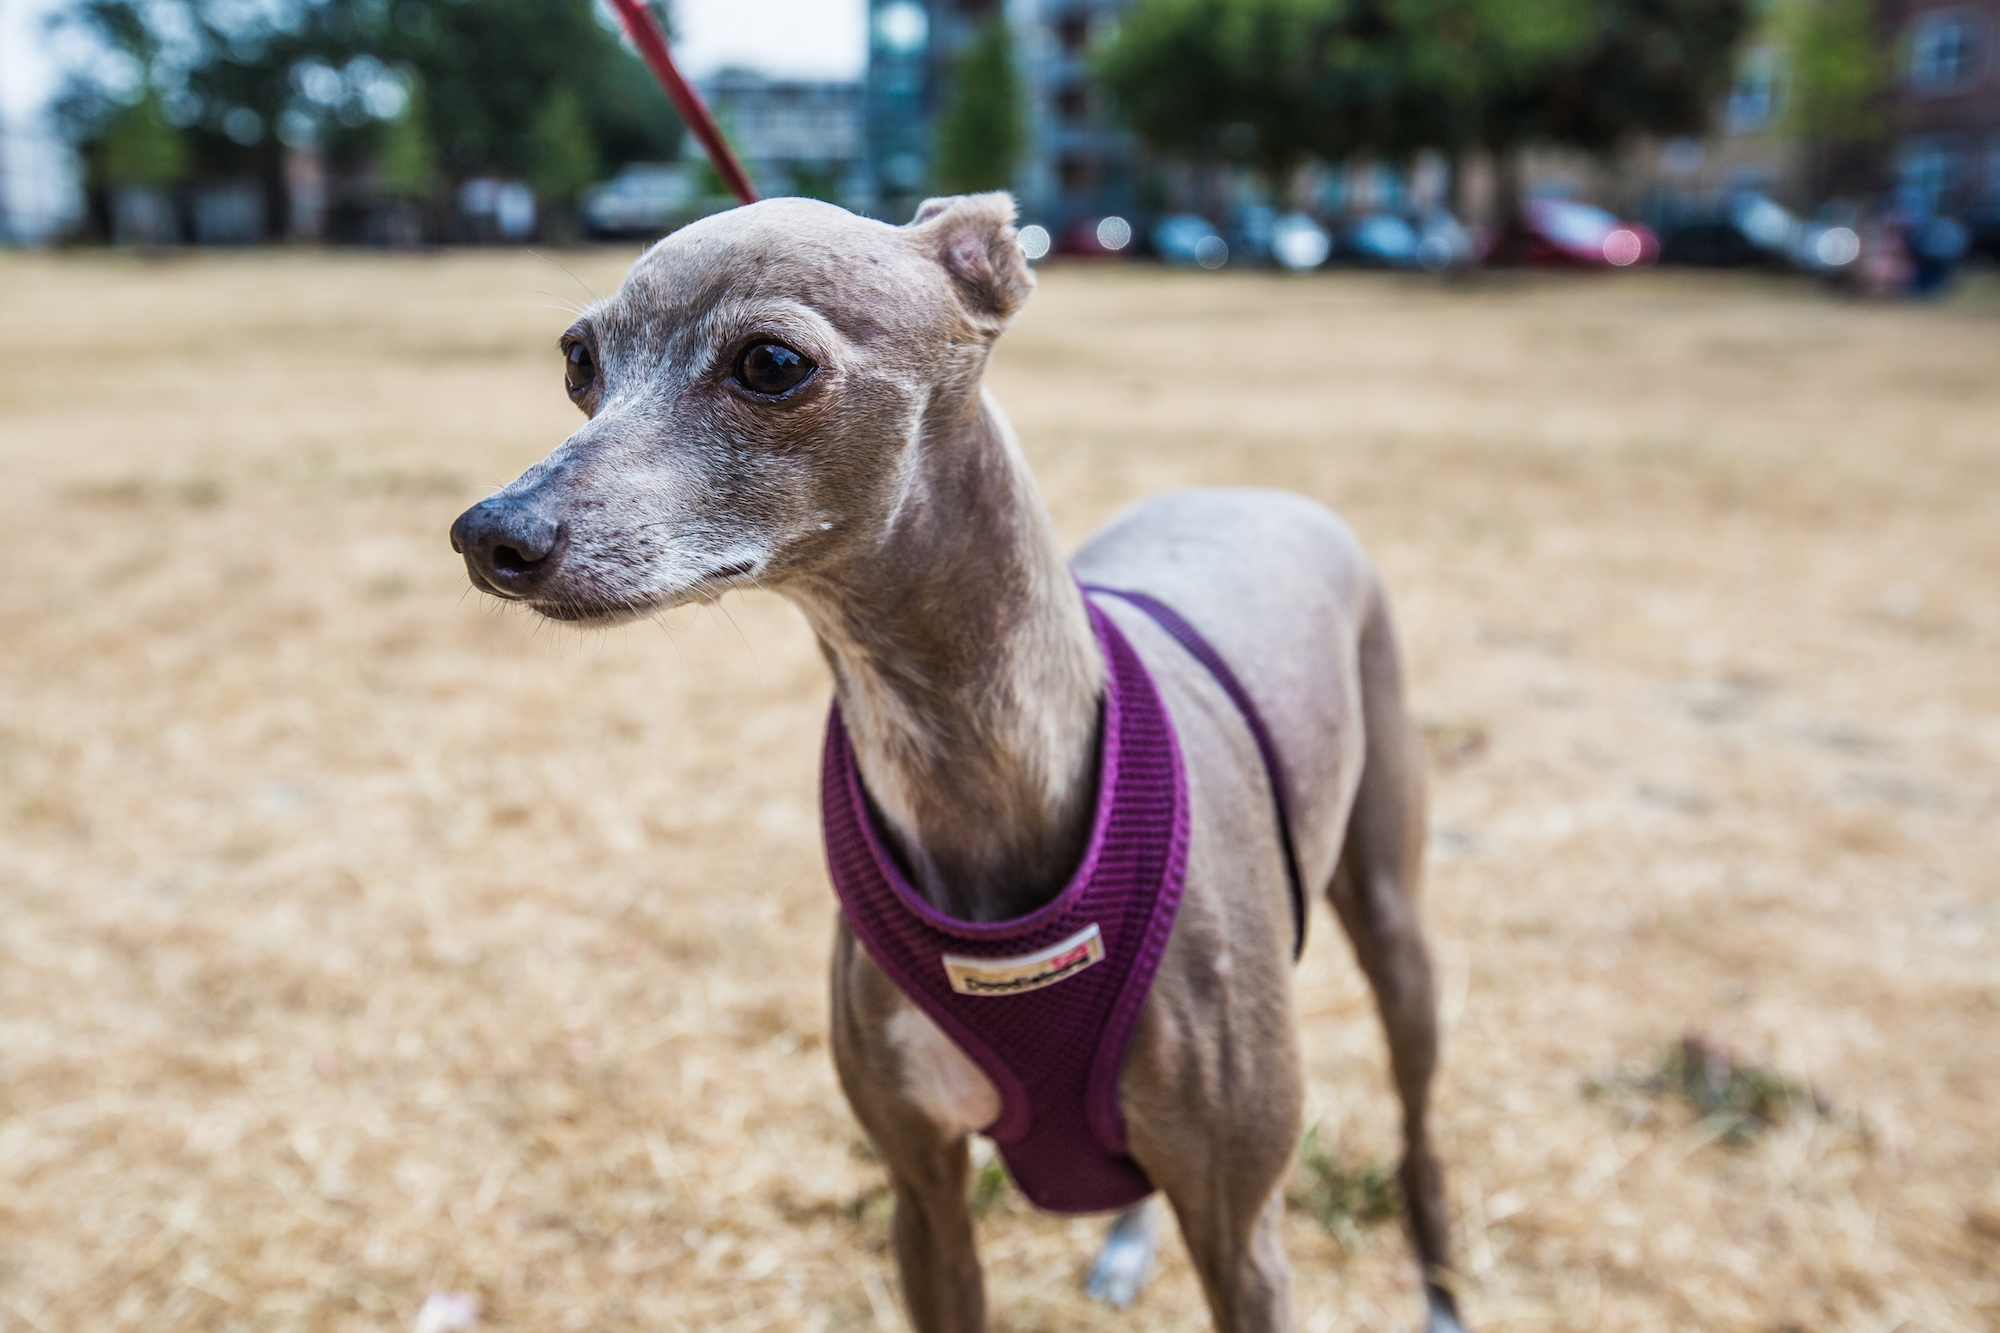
[1659,1033,1817,1145]
[970,1151,1010,1218]
[1588,1033,1825,1145]
[842,1183,892,1226]
[1289,1123,1400,1245]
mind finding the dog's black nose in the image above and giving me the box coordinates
[451,497,565,596]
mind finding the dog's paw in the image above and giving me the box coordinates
[1423,1286,1469,1333]
[1084,1199,1160,1309]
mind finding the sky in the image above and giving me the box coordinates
[1,0,67,123]
[0,0,867,125]
[671,0,866,80]
[0,0,866,236]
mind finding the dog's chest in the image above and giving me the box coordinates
[886,1003,1000,1134]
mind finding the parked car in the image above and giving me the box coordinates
[1052,215,1134,257]
[1908,213,1970,295]
[1225,205,1277,264]
[1335,209,1472,270]
[1152,214,1230,269]
[1414,208,1475,271]
[1659,218,1766,267]
[1658,192,1800,268]
[1791,202,1863,276]
[1972,212,2000,263]
[1270,212,1332,271]
[1341,213,1421,267]
[1519,198,1659,267]
[581,165,694,239]
[1218,207,1333,270]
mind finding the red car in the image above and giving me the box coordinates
[1519,199,1660,267]
[1052,215,1135,258]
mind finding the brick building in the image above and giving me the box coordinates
[1882,0,2000,218]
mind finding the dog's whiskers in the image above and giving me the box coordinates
[528,250,599,304]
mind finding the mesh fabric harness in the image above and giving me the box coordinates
[820,590,1303,1214]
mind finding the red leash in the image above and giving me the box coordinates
[604,0,760,206]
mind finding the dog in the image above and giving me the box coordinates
[451,192,1463,1333]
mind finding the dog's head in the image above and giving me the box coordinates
[449,193,1034,623]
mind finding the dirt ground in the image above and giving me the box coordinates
[2,249,1996,1333]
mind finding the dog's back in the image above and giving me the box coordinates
[1076,487,1382,895]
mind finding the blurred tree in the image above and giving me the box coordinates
[378,81,437,203]
[1774,0,1889,195]
[375,78,436,244]
[1490,0,1750,151]
[54,0,685,243]
[1100,0,1588,198]
[1102,0,1748,223]
[785,162,846,203]
[99,93,191,188]
[525,88,602,239]
[1349,0,1590,190]
[1097,0,1328,191]
[1477,0,1750,235]
[933,15,1025,194]
[378,0,680,187]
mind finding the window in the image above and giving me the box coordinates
[1909,10,1983,93]
[1054,85,1089,124]
[1898,136,1969,210]
[1725,46,1785,132]
[1058,155,1099,195]
[1056,15,1090,55]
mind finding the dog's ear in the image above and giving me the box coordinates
[907,192,1035,331]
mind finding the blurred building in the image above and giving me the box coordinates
[1645,41,1806,208]
[701,69,868,209]
[1881,0,2000,219]
[1619,0,1999,247]
[863,0,1138,231]
[864,0,953,223]
[0,121,84,244]
[1013,0,1140,238]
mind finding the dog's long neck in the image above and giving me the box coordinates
[790,387,1103,923]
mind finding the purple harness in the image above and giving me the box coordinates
[820,589,1302,1214]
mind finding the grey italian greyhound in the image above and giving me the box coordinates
[450,193,1463,1333]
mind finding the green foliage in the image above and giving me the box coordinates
[378,0,680,178]
[526,88,602,209]
[1658,1034,1815,1145]
[98,93,189,186]
[377,82,435,203]
[785,162,845,203]
[1288,1123,1401,1244]
[1498,0,1753,152]
[1775,0,1889,145]
[1101,0,1751,194]
[55,0,684,224]
[933,15,1025,194]
[1097,0,1329,185]
[969,1152,1010,1218]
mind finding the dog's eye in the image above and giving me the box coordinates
[564,341,595,394]
[735,343,814,396]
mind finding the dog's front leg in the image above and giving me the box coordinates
[1120,922,1305,1332]
[831,925,991,1333]
[881,1132,982,1333]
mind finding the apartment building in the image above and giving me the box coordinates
[862,0,1138,230]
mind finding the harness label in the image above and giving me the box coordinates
[942,924,1105,996]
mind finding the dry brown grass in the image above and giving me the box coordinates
[2,249,1997,1333]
